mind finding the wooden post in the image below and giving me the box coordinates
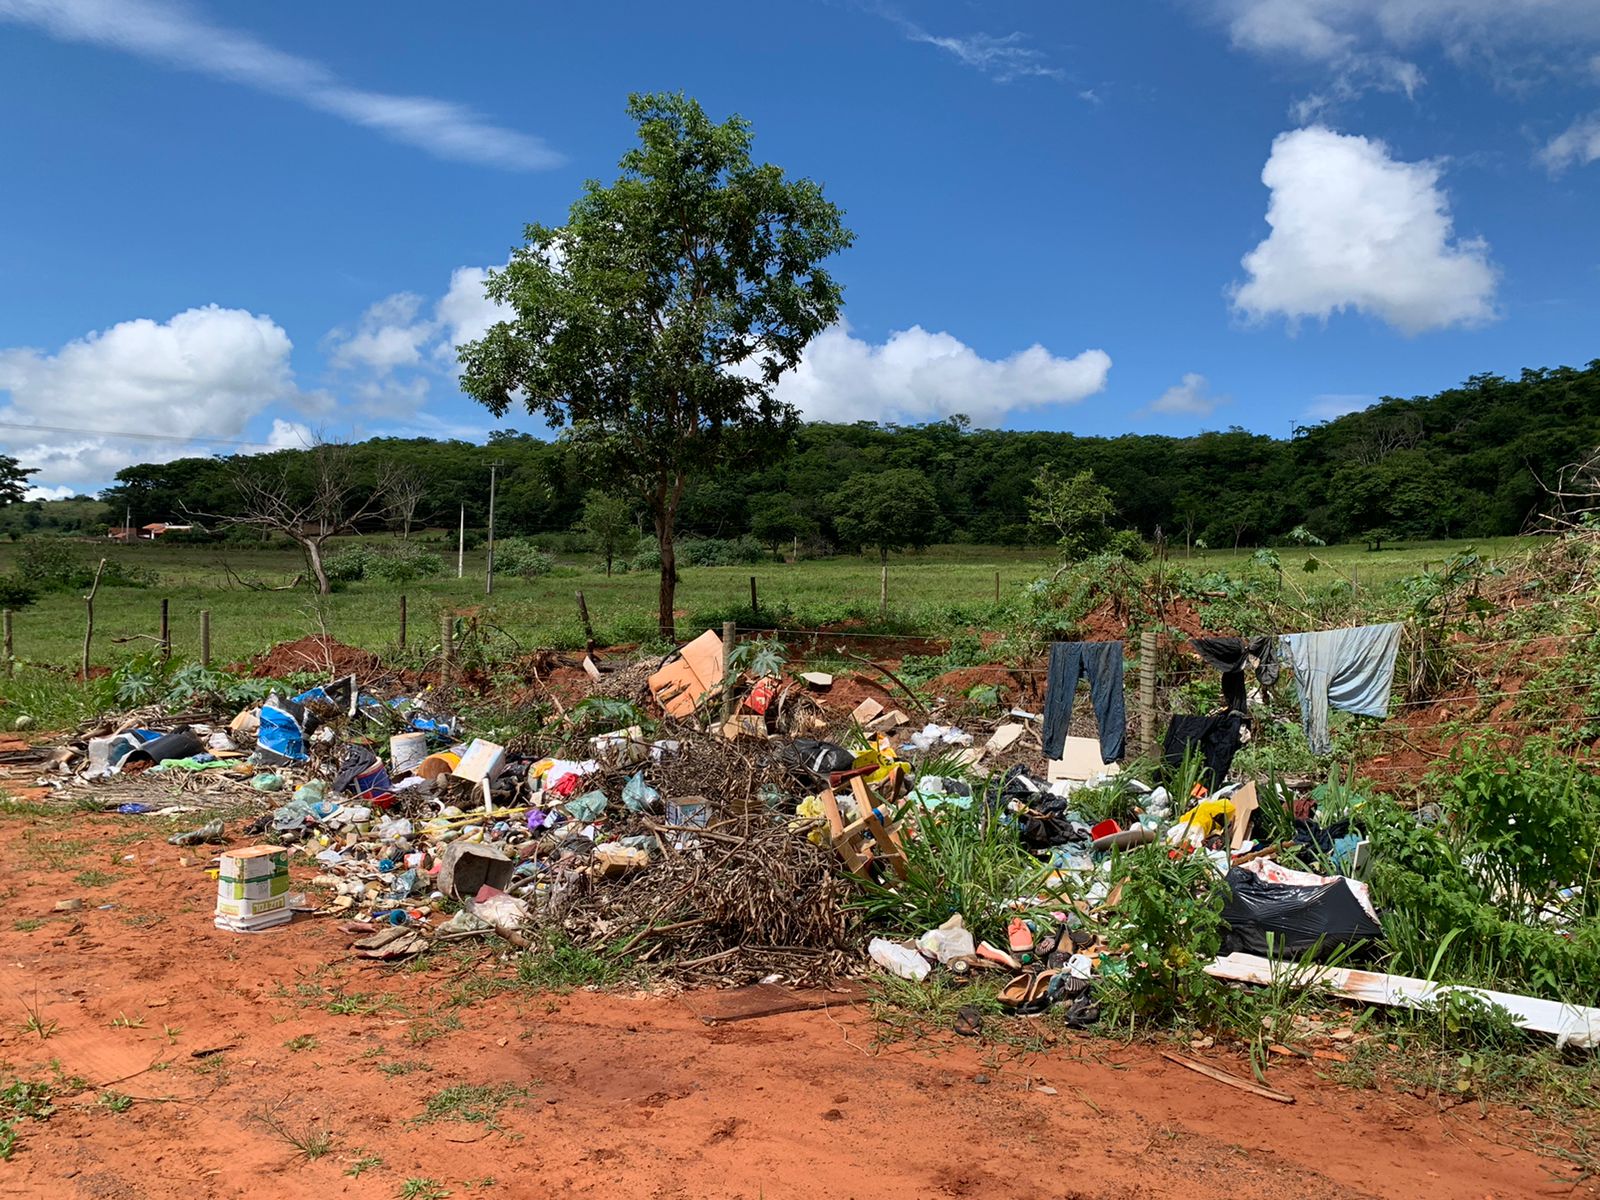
[1352,567,1359,598]
[159,598,170,660]
[398,594,408,650]
[575,591,596,657]
[440,612,455,684]
[749,575,758,618]
[1139,629,1158,758]
[994,570,1000,605]
[2,609,12,678]
[200,609,211,667]
[81,558,107,682]
[721,619,737,723]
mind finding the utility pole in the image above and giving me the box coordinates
[485,462,500,597]
[457,503,465,580]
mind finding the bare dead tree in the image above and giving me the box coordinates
[222,442,398,594]
[1348,411,1423,467]
[388,467,428,540]
[1534,448,1600,535]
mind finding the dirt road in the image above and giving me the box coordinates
[0,812,1585,1200]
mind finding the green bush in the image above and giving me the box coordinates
[0,575,38,609]
[677,535,767,567]
[492,538,555,579]
[14,539,156,590]
[325,543,445,585]
[628,536,661,572]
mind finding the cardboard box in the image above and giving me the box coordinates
[215,846,291,928]
[452,739,506,784]
[648,629,725,719]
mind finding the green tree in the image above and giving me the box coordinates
[1027,465,1115,561]
[577,490,634,576]
[831,468,938,616]
[458,92,854,639]
[749,492,814,559]
[0,454,39,506]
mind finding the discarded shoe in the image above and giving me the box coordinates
[168,819,225,846]
[1006,916,1034,956]
[953,1005,984,1037]
[997,973,1033,1009]
[976,941,1022,971]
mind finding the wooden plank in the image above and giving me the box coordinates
[1159,1051,1295,1104]
[816,787,846,839]
[680,982,868,1025]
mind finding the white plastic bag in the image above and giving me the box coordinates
[916,913,976,964]
[869,937,931,981]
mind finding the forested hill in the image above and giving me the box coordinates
[40,359,1600,548]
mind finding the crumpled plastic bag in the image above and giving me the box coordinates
[869,937,931,981]
[564,790,608,823]
[915,914,975,964]
[622,772,660,814]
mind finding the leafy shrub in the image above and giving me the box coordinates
[677,535,767,567]
[628,536,661,572]
[325,543,444,585]
[0,575,38,609]
[492,538,555,579]
[14,539,156,590]
[1107,529,1151,563]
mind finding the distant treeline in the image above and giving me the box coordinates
[12,359,1600,549]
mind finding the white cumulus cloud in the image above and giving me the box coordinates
[0,305,302,487]
[1539,113,1600,172]
[1303,392,1375,420]
[1231,126,1498,334]
[0,0,560,170]
[768,323,1111,426]
[1148,373,1222,416]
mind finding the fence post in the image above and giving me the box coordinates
[159,598,170,660]
[2,609,11,678]
[199,609,211,667]
[1139,629,1158,758]
[994,570,1000,605]
[749,575,758,618]
[440,612,455,684]
[721,619,737,723]
[574,591,596,657]
[398,594,408,650]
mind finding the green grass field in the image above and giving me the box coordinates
[0,534,1538,671]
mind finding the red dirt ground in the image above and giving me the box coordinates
[246,636,385,681]
[0,801,1585,1199]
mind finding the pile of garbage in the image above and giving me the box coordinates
[31,630,1392,1003]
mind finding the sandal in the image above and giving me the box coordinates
[953,1005,984,1037]
[997,973,1033,1009]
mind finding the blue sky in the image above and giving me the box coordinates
[1,0,1598,495]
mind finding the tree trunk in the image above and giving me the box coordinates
[879,548,888,619]
[605,550,613,578]
[658,531,676,641]
[304,538,332,595]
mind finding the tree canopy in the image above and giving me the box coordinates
[456,92,854,638]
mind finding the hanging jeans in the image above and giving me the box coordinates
[1279,623,1402,756]
[1041,641,1125,763]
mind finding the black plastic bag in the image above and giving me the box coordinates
[1219,867,1382,958]
[775,738,856,785]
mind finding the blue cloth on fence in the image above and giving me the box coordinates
[1280,622,1402,756]
[1040,640,1126,764]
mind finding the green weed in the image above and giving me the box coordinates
[283,1034,319,1052]
[514,933,629,992]
[345,1151,384,1178]
[398,1180,451,1200]
[96,1091,132,1114]
[248,1100,338,1160]
[413,1083,527,1130]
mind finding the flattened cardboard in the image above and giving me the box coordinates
[648,629,725,719]
[1046,736,1120,782]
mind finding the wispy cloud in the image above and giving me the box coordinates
[0,0,561,170]
[864,4,1062,82]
